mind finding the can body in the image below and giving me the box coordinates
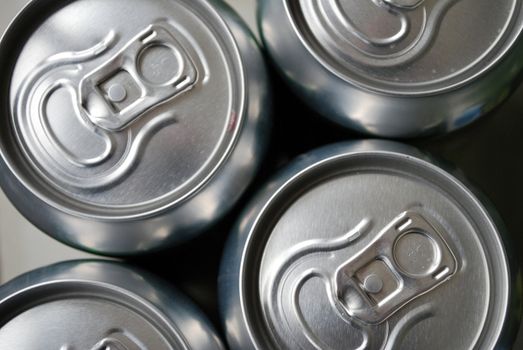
[0,260,224,349]
[0,0,270,255]
[259,0,523,138]
[219,140,521,349]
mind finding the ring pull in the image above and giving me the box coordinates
[335,211,459,325]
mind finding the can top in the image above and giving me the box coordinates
[3,0,244,217]
[1,291,177,349]
[243,141,511,349]
[0,261,223,349]
[285,0,523,95]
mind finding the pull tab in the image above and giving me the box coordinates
[335,211,458,325]
[382,0,425,9]
[79,23,198,131]
[89,332,144,350]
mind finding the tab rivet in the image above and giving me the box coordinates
[363,274,384,294]
[107,84,127,103]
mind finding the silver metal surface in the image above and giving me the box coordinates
[0,0,270,255]
[78,23,199,131]
[259,0,523,137]
[333,211,458,325]
[219,140,519,349]
[0,260,224,349]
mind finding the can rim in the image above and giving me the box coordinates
[0,262,190,348]
[282,0,523,97]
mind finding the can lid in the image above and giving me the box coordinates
[1,290,177,349]
[286,0,523,95]
[4,0,244,217]
[0,261,222,349]
[245,141,511,349]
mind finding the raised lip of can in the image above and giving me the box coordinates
[281,0,523,97]
[219,140,517,349]
[258,0,523,138]
[0,281,189,348]
[0,260,225,350]
[0,0,248,221]
[0,0,271,255]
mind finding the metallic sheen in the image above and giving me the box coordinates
[218,140,520,349]
[0,0,270,255]
[0,260,224,349]
[259,0,523,137]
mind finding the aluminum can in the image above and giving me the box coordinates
[259,0,523,138]
[0,0,270,255]
[218,140,521,349]
[0,260,225,349]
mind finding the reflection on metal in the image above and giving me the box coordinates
[14,22,198,190]
[301,0,462,68]
[335,211,458,324]
[0,0,270,255]
[79,24,198,131]
[261,0,523,136]
[264,211,457,348]
[88,331,147,350]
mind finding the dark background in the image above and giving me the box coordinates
[131,65,523,349]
